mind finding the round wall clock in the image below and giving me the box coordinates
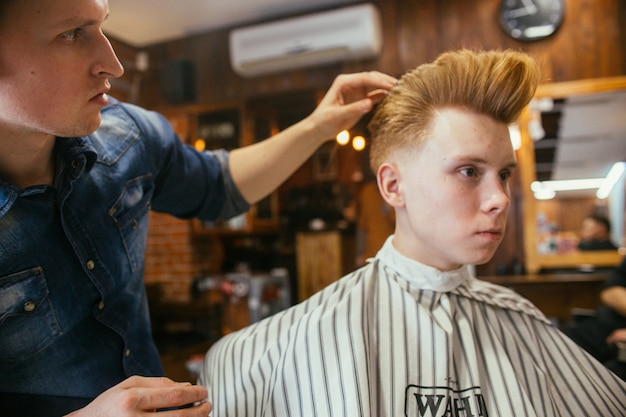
[499,0,565,41]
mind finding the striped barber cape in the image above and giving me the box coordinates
[199,237,626,417]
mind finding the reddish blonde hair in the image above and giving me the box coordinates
[368,49,541,171]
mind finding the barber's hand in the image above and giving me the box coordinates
[308,71,397,140]
[607,328,626,345]
[66,376,211,417]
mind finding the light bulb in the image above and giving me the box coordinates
[352,135,366,151]
[194,139,206,152]
[336,130,350,146]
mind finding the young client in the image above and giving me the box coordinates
[199,49,626,417]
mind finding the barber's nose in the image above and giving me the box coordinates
[94,34,125,78]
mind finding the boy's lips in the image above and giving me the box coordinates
[476,228,504,240]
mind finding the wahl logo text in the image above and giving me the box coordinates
[405,385,488,417]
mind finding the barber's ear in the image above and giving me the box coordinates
[377,163,405,208]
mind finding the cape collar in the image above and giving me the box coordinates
[374,235,472,292]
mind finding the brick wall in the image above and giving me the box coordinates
[144,212,223,302]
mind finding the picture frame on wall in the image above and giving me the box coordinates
[312,143,338,182]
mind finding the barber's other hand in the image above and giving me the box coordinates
[66,376,211,417]
[308,71,397,140]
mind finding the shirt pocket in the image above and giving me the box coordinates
[0,267,61,361]
[109,174,154,273]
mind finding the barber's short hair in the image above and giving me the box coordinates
[368,49,541,171]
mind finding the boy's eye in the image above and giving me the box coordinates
[460,167,478,178]
[499,170,512,181]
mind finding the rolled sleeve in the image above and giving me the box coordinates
[205,149,250,219]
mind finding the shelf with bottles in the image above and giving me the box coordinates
[161,102,280,236]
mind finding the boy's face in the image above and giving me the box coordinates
[0,0,123,139]
[378,107,517,271]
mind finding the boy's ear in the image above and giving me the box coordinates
[377,163,405,208]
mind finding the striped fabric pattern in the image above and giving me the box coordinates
[200,238,626,417]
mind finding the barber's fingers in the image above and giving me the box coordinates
[367,87,393,104]
[155,399,212,417]
[334,71,398,94]
[134,382,208,411]
[117,376,210,413]
[324,71,397,106]
[118,375,179,389]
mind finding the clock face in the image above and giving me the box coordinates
[499,0,564,41]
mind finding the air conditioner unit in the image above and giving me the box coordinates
[229,3,382,77]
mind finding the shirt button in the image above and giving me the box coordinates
[125,349,131,357]
[23,301,36,312]
[98,300,105,310]
[86,260,95,270]
[71,159,79,169]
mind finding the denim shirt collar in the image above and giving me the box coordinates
[0,136,97,219]
[0,185,17,218]
[56,136,98,177]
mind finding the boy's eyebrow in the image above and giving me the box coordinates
[453,155,518,169]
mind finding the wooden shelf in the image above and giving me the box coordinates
[482,272,610,326]
[533,250,623,270]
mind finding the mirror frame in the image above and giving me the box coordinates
[519,76,626,274]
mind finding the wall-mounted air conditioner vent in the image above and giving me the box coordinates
[229,3,382,77]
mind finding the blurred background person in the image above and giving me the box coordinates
[578,214,618,251]
[564,256,626,380]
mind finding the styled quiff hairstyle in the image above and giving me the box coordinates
[368,49,541,171]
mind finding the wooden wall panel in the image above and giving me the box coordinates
[111,0,625,278]
[132,0,625,110]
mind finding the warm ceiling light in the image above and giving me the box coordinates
[352,135,366,151]
[336,130,350,145]
[532,178,605,192]
[534,187,556,200]
[597,162,625,199]
[530,163,625,200]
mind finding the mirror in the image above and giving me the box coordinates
[519,76,626,274]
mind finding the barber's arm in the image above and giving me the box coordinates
[229,71,396,204]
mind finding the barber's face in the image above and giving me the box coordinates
[0,0,124,139]
[378,107,516,271]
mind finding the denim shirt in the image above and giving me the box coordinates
[0,99,249,400]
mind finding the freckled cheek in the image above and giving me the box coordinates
[450,187,483,214]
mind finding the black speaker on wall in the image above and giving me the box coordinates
[161,59,195,103]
